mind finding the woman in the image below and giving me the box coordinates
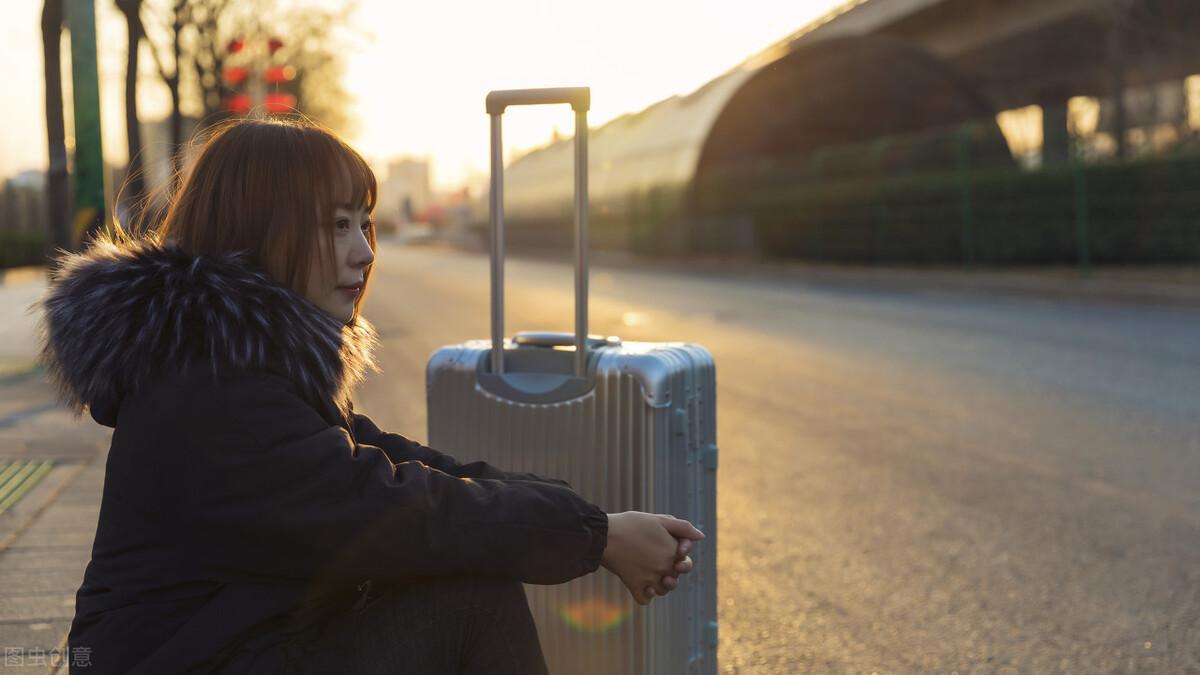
[37,117,703,674]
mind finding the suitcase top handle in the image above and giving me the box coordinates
[513,331,619,349]
[486,87,590,114]
[488,87,591,380]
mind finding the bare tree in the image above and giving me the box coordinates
[42,0,71,252]
[104,0,362,233]
[115,0,148,226]
[183,0,238,124]
[139,0,361,138]
[267,1,362,134]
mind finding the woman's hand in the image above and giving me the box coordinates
[650,537,696,598]
[600,512,705,606]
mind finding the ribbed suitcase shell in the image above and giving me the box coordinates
[426,338,718,675]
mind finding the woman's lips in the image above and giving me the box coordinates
[338,285,361,298]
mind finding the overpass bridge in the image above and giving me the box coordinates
[764,0,1200,161]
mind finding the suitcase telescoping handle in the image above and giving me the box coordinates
[487,87,590,378]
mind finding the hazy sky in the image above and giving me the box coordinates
[2,0,845,191]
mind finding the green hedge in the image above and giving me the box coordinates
[0,231,47,269]
[727,154,1200,264]
[488,152,1200,264]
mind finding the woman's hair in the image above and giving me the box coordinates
[139,116,378,320]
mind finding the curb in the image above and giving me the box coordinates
[647,258,1200,310]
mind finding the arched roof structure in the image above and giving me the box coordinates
[495,31,1012,252]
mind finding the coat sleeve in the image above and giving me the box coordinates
[168,373,608,585]
[348,411,574,489]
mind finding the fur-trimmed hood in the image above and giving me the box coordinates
[34,232,379,427]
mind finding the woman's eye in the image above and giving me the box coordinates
[335,218,371,233]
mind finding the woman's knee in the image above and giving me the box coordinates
[359,576,525,618]
[467,577,529,611]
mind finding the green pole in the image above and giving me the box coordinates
[956,123,975,269]
[1072,155,1091,276]
[871,138,890,263]
[65,0,106,246]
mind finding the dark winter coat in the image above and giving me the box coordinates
[36,234,609,674]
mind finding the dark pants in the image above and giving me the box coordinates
[281,577,550,675]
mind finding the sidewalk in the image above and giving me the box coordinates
[0,268,110,674]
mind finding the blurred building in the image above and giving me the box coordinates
[376,157,432,230]
[139,116,201,195]
[438,186,484,249]
[0,171,48,235]
[1,116,199,249]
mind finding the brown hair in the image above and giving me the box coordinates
[142,116,377,322]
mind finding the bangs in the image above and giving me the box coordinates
[308,130,378,216]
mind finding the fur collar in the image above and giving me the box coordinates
[35,231,379,427]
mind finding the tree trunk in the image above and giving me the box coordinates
[168,0,185,189]
[116,0,146,232]
[42,0,72,253]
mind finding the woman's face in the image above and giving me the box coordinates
[304,204,375,324]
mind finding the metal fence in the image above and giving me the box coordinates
[687,118,1200,266]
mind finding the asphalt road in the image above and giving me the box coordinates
[356,240,1199,674]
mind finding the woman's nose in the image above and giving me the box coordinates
[352,238,374,269]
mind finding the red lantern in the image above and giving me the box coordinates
[264,65,295,83]
[222,66,248,86]
[268,37,284,54]
[225,93,251,114]
[227,38,244,54]
[265,93,297,114]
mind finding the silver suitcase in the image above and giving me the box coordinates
[425,88,718,675]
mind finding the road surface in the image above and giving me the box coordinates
[358,240,1200,674]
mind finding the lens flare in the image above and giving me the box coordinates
[556,595,629,633]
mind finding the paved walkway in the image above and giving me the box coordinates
[0,269,110,674]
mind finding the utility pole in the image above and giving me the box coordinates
[65,0,106,244]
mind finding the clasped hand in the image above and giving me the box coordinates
[599,511,705,606]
